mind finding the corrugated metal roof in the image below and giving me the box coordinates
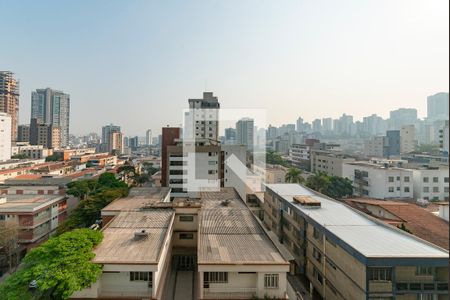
[266,184,449,258]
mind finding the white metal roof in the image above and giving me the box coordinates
[266,184,449,258]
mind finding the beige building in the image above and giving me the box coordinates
[310,150,355,177]
[253,163,287,184]
[264,184,448,300]
[400,125,418,154]
[72,187,290,300]
[0,71,19,142]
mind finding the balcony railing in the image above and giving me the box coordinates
[204,287,258,299]
[396,281,448,293]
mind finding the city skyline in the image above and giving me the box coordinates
[0,0,448,136]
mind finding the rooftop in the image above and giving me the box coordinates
[346,199,449,250]
[0,194,65,213]
[266,184,449,258]
[102,187,171,213]
[93,210,174,265]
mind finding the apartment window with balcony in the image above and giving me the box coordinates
[404,187,410,193]
[423,177,429,183]
[204,272,228,284]
[369,267,392,281]
[388,187,394,193]
[388,176,394,183]
[404,176,410,182]
[264,274,279,288]
[433,177,439,183]
[416,266,433,276]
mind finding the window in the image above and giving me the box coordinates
[397,187,401,191]
[179,233,194,240]
[445,187,449,193]
[264,274,279,288]
[423,187,430,193]
[416,294,433,300]
[368,267,392,281]
[396,176,400,181]
[313,247,322,263]
[416,266,433,276]
[404,187,410,193]
[313,267,323,285]
[204,272,228,284]
[130,272,152,287]
[445,177,449,183]
[313,227,322,242]
[404,176,410,182]
[388,177,394,182]
[388,187,394,193]
[433,177,439,183]
[326,258,337,270]
[423,177,429,183]
[179,215,194,222]
[433,187,439,193]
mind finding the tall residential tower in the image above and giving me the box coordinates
[0,71,19,142]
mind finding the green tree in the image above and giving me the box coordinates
[326,176,353,199]
[45,154,60,162]
[306,172,331,194]
[11,153,28,159]
[285,168,305,184]
[0,229,103,300]
[266,150,288,166]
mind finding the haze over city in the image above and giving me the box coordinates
[0,0,448,135]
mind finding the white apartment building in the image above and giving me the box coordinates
[0,113,12,162]
[412,167,449,201]
[310,150,355,177]
[185,92,220,141]
[289,144,310,165]
[11,144,53,159]
[343,162,414,200]
[400,125,418,154]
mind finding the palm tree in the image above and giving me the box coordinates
[285,168,305,184]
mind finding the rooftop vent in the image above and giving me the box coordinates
[220,199,231,206]
[134,229,149,239]
[293,195,321,208]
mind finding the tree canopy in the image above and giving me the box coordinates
[306,172,353,199]
[266,150,288,167]
[60,173,129,233]
[285,168,305,184]
[0,229,103,300]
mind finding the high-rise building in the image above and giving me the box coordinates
[400,125,418,154]
[101,124,121,151]
[312,119,322,132]
[224,127,236,144]
[363,114,387,136]
[296,117,303,132]
[145,129,152,145]
[0,71,19,142]
[0,113,12,161]
[185,92,220,141]
[389,108,417,130]
[17,124,30,143]
[129,136,139,150]
[236,118,254,151]
[427,92,449,122]
[31,88,70,147]
[322,117,333,131]
[439,121,449,154]
[161,127,181,187]
[386,130,401,157]
[267,125,278,139]
[30,118,61,149]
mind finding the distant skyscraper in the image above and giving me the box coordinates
[31,88,70,147]
[363,114,387,136]
[322,118,333,131]
[267,125,277,139]
[427,92,449,122]
[400,125,417,154]
[146,129,152,145]
[224,127,237,144]
[296,117,304,132]
[386,130,401,157]
[0,71,19,142]
[389,108,417,130]
[185,92,220,141]
[17,124,30,143]
[236,118,254,151]
[312,119,322,132]
[0,113,12,161]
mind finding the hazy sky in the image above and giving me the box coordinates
[1,0,448,136]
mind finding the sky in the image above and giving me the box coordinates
[0,0,448,136]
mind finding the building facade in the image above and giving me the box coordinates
[0,71,19,142]
[0,113,12,161]
[236,118,254,152]
[412,167,450,202]
[427,92,449,122]
[310,150,355,177]
[264,184,448,300]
